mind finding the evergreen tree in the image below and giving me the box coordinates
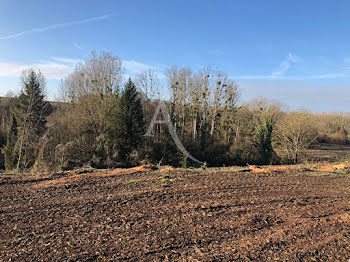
[115,79,145,161]
[2,115,18,170]
[14,70,53,169]
[255,117,274,164]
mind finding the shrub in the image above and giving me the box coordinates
[317,128,349,145]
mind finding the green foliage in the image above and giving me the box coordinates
[204,140,230,166]
[201,162,207,170]
[228,142,258,166]
[147,134,182,167]
[92,136,107,168]
[14,71,53,136]
[255,117,275,164]
[12,71,53,170]
[113,79,145,161]
[127,179,139,183]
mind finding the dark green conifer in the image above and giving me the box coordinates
[14,70,53,169]
[115,78,145,160]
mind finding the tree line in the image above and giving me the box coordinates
[1,51,349,172]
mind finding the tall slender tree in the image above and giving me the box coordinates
[14,70,52,169]
[114,78,145,161]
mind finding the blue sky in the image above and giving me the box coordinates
[0,0,349,112]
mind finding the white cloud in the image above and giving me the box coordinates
[231,53,300,80]
[0,14,112,40]
[0,58,166,80]
[123,60,166,79]
[231,53,350,80]
[123,60,158,73]
[51,57,82,64]
[73,43,89,55]
[0,57,80,79]
[271,53,299,77]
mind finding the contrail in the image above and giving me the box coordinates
[0,14,112,40]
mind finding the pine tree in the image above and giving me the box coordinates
[255,117,274,164]
[115,79,145,161]
[2,115,18,170]
[14,70,53,169]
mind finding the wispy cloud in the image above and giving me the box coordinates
[0,57,81,79]
[271,53,298,77]
[232,53,350,80]
[73,43,89,55]
[51,57,82,64]
[123,60,158,73]
[0,14,112,40]
[123,60,166,79]
[0,57,166,80]
[231,53,300,80]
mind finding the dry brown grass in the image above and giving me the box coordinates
[318,128,349,144]
[31,161,350,189]
[33,165,157,188]
[248,162,350,174]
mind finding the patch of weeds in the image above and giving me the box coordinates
[330,172,344,177]
[333,170,350,177]
[258,173,270,177]
[151,178,174,183]
[127,179,139,184]
[201,162,207,170]
[305,165,318,171]
[159,178,173,182]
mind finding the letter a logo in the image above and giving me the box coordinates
[144,101,204,164]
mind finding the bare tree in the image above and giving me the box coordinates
[61,51,123,137]
[136,69,160,100]
[274,111,317,163]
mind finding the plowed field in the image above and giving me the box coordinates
[1,166,350,261]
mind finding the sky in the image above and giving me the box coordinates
[0,0,349,112]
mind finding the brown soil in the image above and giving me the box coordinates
[1,166,350,261]
[32,165,157,188]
